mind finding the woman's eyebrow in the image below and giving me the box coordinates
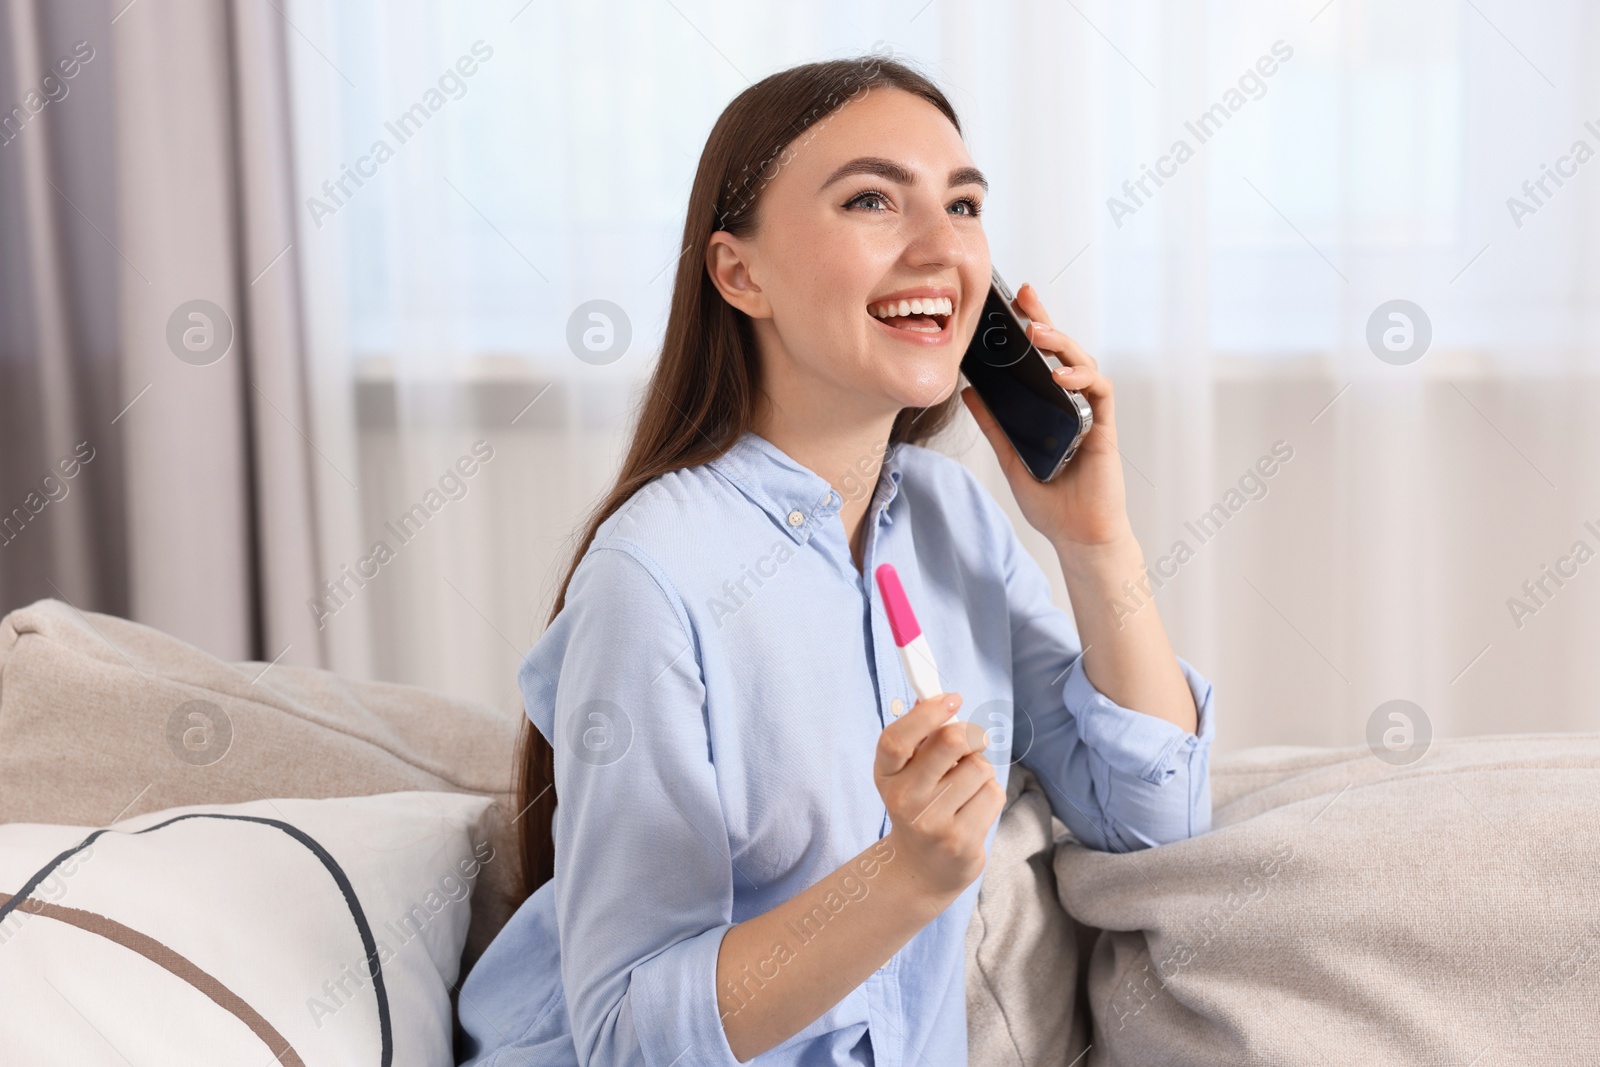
[819,156,988,192]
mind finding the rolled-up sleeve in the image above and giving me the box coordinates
[529,542,743,1066]
[994,514,1216,853]
[1054,651,1215,850]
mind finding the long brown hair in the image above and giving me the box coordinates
[514,54,969,901]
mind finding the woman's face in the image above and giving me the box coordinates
[708,86,990,421]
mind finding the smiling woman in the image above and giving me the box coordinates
[455,52,1211,1067]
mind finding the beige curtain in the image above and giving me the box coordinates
[0,0,324,667]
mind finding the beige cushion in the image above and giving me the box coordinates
[1055,733,1600,1064]
[967,763,1093,1066]
[0,599,521,970]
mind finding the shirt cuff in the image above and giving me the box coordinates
[1060,653,1216,785]
[628,921,742,1067]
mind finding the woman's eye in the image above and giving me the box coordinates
[845,190,890,212]
[844,190,982,216]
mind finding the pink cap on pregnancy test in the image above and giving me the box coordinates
[874,563,957,723]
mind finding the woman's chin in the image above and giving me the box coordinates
[885,374,960,412]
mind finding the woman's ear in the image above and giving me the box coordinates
[706,232,771,319]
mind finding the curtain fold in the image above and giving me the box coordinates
[0,0,324,667]
[227,0,325,667]
[1,0,124,616]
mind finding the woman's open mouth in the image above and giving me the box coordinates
[868,295,954,341]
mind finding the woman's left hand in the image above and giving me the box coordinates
[959,282,1132,552]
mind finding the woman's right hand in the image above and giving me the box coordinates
[874,692,1008,903]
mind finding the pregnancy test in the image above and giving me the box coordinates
[874,563,957,724]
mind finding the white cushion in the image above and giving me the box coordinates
[0,790,493,1066]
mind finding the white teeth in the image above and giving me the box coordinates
[869,296,953,319]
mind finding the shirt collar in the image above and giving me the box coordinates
[708,430,903,545]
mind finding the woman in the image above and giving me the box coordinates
[457,54,1214,1065]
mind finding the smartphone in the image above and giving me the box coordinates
[959,269,1092,482]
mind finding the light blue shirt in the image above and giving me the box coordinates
[457,429,1215,1066]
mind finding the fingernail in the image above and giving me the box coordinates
[944,694,961,710]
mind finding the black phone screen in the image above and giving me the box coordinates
[959,286,1088,481]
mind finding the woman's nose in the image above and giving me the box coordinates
[902,204,968,269]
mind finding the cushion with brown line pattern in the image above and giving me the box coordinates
[0,791,492,1066]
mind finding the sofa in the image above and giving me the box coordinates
[1,598,1596,1064]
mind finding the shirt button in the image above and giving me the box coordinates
[890,698,905,716]
[787,510,804,526]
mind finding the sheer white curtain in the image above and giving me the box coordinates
[284,0,1600,746]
